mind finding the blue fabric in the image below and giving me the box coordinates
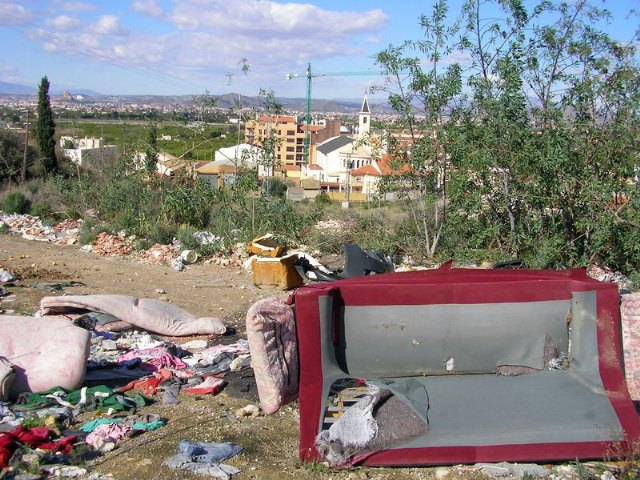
[178,440,243,464]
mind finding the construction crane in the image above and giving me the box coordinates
[285,62,384,164]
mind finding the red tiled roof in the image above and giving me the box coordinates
[306,164,323,170]
[351,164,381,176]
[257,115,296,123]
[283,164,301,171]
[377,154,414,176]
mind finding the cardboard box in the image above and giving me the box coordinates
[251,255,303,290]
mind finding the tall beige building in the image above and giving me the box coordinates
[245,115,340,168]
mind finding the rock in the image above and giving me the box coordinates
[80,244,93,253]
[434,467,450,479]
[235,404,261,417]
[171,258,185,271]
[0,269,17,283]
[475,462,550,478]
[155,288,166,294]
[181,339,207,350]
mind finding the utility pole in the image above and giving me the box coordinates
[21,110,29,185]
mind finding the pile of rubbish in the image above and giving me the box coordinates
[90,232,135,257]
[0,213,81,245]
[136,243,180,265]
[0,295,252,478]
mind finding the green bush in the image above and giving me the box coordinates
[1,191,31,214]
[30,201,53,219]
[176,226,225,257]
[147,222,178,246]
[78,217,110,245]
[315,192,332,205]
[135,239,153,251]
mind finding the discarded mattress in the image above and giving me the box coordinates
[622,292,640,400]
[292,267,640,466]
[0,315,90,397]
[246,296,298,414]
[40,295,226,336]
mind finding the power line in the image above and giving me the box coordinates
[3,20,211,94]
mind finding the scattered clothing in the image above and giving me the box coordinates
[163,440,242,479]
[85,423,131,452]
[117,346,187,372]
[14,385,149,414]
[0,426,77,469]
[183,378,226,395]
[116,369,173,396]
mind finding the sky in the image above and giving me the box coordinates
[0,0,638,100]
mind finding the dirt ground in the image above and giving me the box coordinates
[0,234,445,480]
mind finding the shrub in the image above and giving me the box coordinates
[315,192,332,205]
[147,222,178,246]
[78,217,110,245]
[30,201,53,219]
[1,191,31,214]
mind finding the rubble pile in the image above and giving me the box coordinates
[204,243,249,268]
[587,264,634,292]
[0,212,82,245]
[137,243,180,265]
[91,232,135,257]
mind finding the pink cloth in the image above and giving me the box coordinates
[40,294,226,336]
[246,296,298,415]
[86,423,131,448]
[117,347,187,371]
[194,340,250,366]
[622,292,640,400]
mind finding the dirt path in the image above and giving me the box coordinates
[0,234,438,480]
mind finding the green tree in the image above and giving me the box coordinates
[0,130,36,184]
[376,0,462,258]
[144,124,158,176]
[255,88,283,195]
[35,76,57,175]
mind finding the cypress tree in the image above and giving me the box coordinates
[36,76,57,175]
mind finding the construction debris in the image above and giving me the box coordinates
[136,243,179,265]
[0,213,82,244]
[91,232,135,257]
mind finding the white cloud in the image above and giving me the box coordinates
[132,0,164,17]
[47,15,81,31]
[59,1,96,11]
[0,65,24,83]
[19,0,390,94]
[168,0,388,39]
[43,42,59,53]
[442,50,473,66]
[94,15,129,36]
[0,3,33,26]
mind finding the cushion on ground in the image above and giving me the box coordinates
[39,294,226,336]
[0,315,90,397]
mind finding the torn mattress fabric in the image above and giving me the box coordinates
[39,294,226,336]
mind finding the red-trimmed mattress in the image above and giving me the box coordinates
[292,267,640,466]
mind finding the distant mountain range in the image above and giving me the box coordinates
[0,81,394,114]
